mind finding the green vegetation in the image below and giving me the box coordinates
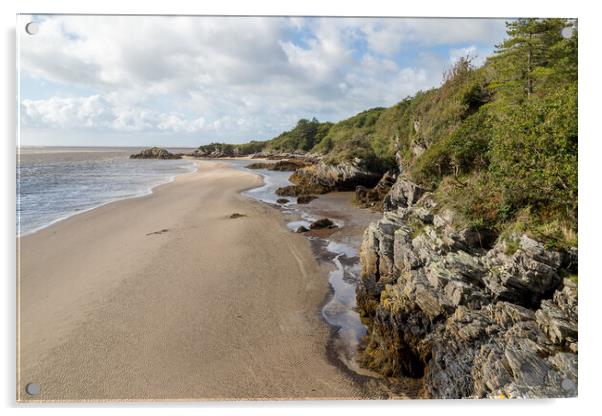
[196,18,577,247]
[504,239,521,256]
[196,140,267,156]
[414,18,577,246]
[567,274,578,284]
[265,118,333,152]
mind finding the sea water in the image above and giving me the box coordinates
[17,147,196,236]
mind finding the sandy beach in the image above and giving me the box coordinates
[17,160,367,401]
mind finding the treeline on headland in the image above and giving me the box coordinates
[197,18,577,250]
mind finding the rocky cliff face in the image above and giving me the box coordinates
[356,174,578,398]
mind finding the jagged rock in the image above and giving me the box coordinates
[289,160,380,194]
[355,170,398,209]
[535,279,578,345]
[484,235,564,306]
[308,218,337,230]
[383,176,426,211]
[356,173,578,398]
[296,195,317,204]
[130,147,182,160]
[420,294,578,399]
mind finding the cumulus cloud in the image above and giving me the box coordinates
[18,15,508,144]
[22,95,228,134]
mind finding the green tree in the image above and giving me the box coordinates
[491,18,572,101]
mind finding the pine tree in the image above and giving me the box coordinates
[490,18,571,101]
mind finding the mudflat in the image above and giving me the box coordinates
[17,160,363,401]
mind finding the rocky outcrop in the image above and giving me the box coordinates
[382,175,427,212]
[250,151,317,161]
[356,174,578,399]
[246,159,308,171]
[355,170,397,210]
[193,148,233,158]
[275,185,306,197]
[285,160,381,195]
[246,162,273,169]
[130,147,182,160]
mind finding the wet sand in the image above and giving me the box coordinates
[17,160,368,401]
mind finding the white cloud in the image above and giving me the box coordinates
[22,95,207,134]
[342,18,507,57]
[21,96,110,129]
[18,15,508,144]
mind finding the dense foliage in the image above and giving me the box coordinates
[196,18,577,246]
[265,118,333,152]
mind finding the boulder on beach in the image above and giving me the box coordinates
[275,185,304,197]
[309,218,337,230]
[297,195,317,204]
[130,147,182,160]
[296,226,309,233]
[276,198,290,204]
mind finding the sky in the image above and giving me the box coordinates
[18,15,509,147]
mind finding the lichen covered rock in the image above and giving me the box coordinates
[356,174,578,399]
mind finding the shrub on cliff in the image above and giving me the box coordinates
[488,84,577,227]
